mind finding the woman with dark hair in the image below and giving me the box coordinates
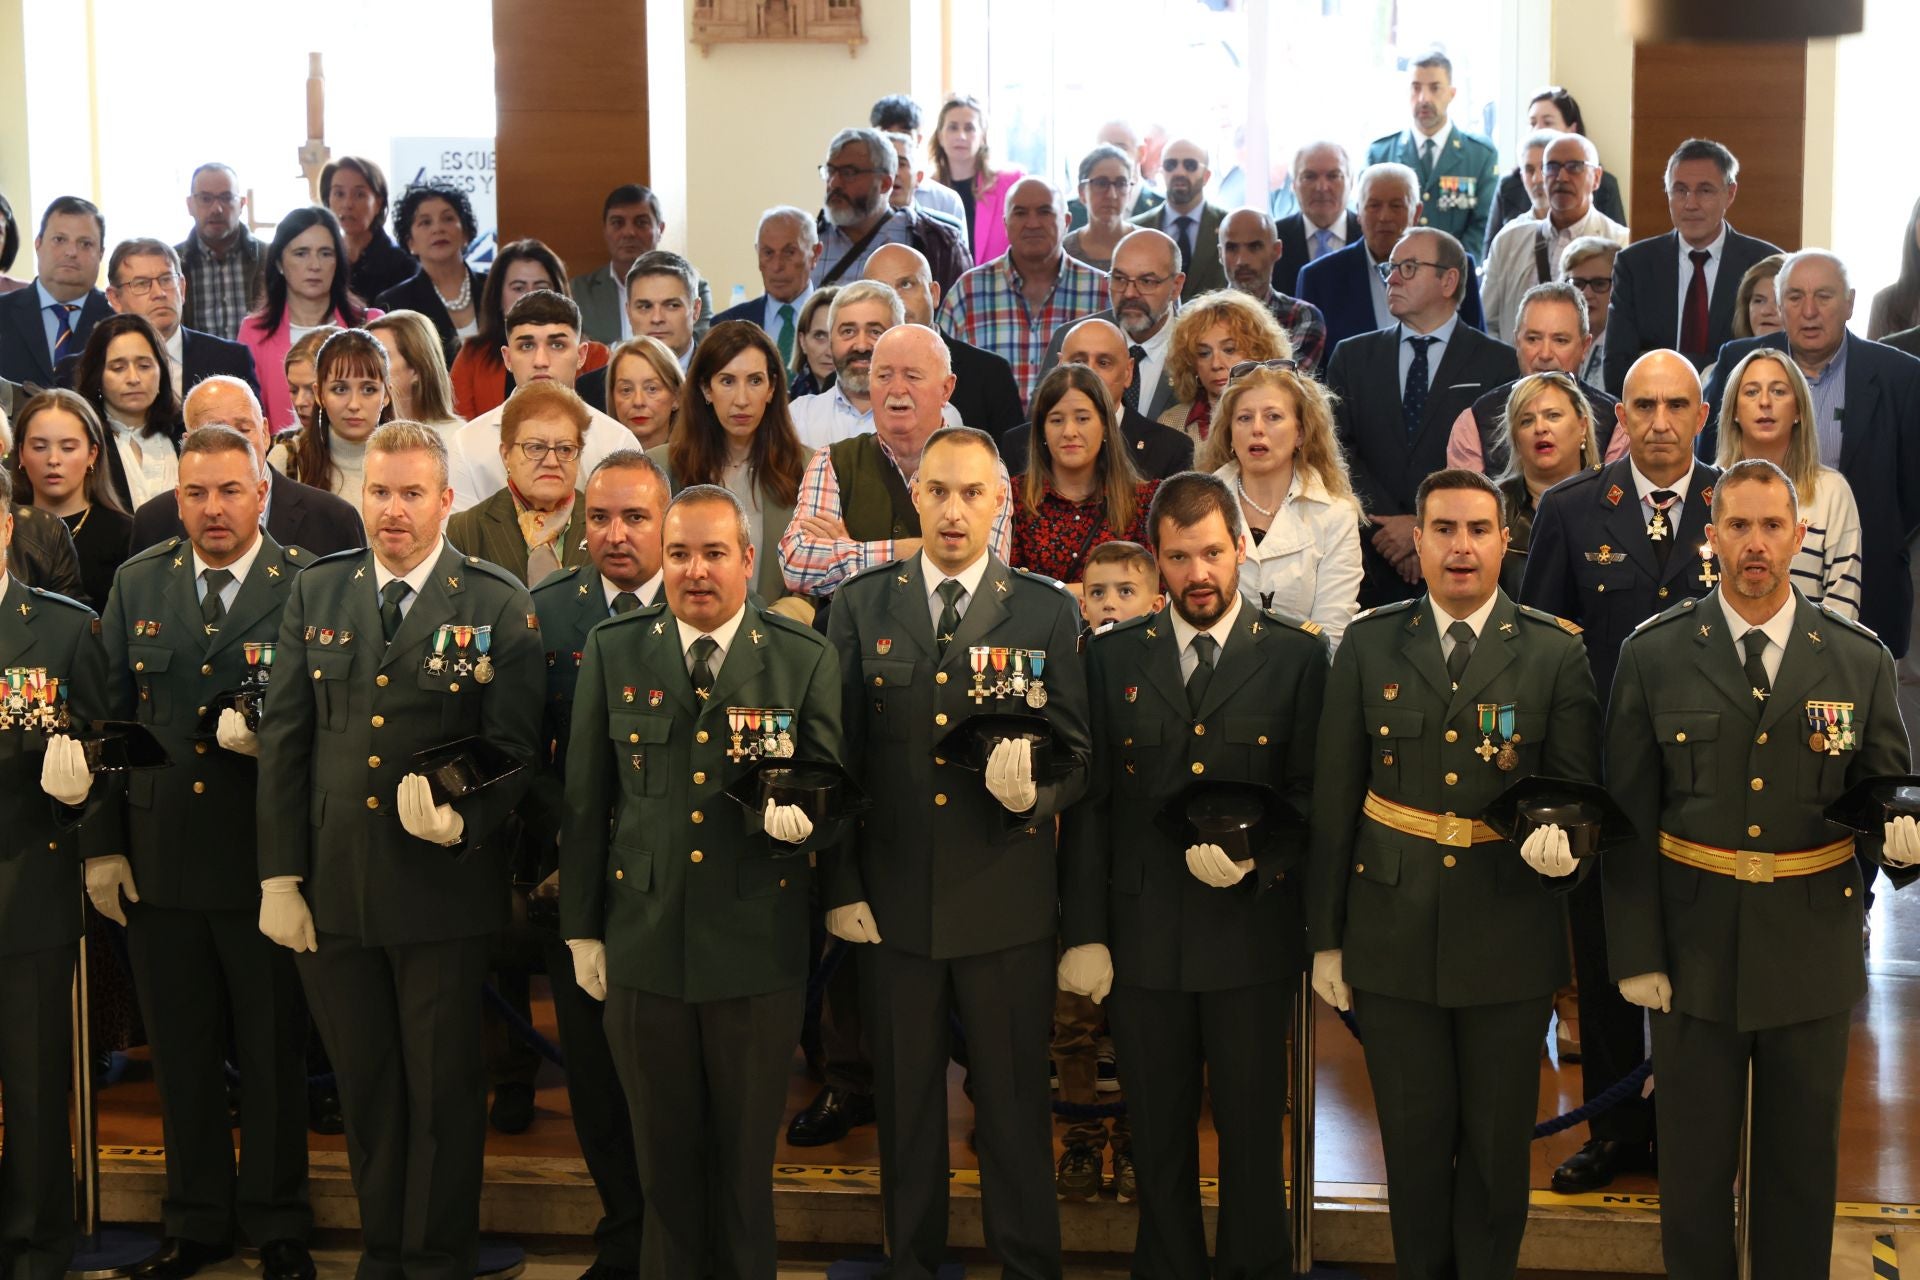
[0,191,25,294]
[267,328,395,499]
[652,320,810,613]
[72,313,181,512]
[238,207,380,431]
[323,156,415,302]
[8,388,134,607]
[1483,86,1627,252]
[374,182,486,368]
[1062,145,1137,272]
[1012,363,1155,591]
[1868,196,1920,339]
[928,93,1024,263]
[448,239,609,419]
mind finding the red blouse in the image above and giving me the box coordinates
[1011,479,1159,584]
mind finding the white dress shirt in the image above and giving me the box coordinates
[1397,312,1461,397]
[108,416,180,508]
[603,568,663,614]
[788,385,962,453]
[1135,319,1174,411]
[164,327,186,394]
[1629,459,1695,542]
[921,549,990,634]
[1170,590,1244,681]
[1218,461,1364,650]
[675,602,748,678]
[193,535,266,616]
[1723,588,1794,686]
[1482,206,1631,343]
[373,536,447,621]
[1673,222,1730,338]
[1432,589,1499,664]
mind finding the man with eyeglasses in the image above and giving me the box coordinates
[1605,138,1780,394]
[1562,237,1621,387]
[1217,207,1329,375]
[710,207,822,366]
[175,163,268,341]
[1482,133,1629,345]
[1038,228,1186,422]
[1327,228,1518,606]
[0,195,112,388]
[812,126,972,294]
[1130,138,1226,299]
[1365,49,1501,253]
[99,238,259,400]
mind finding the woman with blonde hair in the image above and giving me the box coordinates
[1159,290,1292,446]
[1199,361,1361,645]
[1714,347,1862,618]
[606,336,683,451]
[1492,371,1602,593]
[368,311,461,431]
[1012,364,1155,591]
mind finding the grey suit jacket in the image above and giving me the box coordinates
[1129,202,1228,299]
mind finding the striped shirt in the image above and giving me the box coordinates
[1789,465,1863,620]
[935,251,1108,406]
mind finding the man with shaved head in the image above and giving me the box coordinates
[935,176,1107,405]
[1274,141,1360,295]
[1038,228,1185,420]
[1218,207,1329,373]
[999,317,1193,479]
[1131,137,1227,297]
[128,375,364,555]
[863,244,1023,437]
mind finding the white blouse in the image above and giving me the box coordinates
[1215,460,1364,652]
[108,416,179,508]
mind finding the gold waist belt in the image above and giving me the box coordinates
[1363,791,1501,849]
[1657,831,1855,884]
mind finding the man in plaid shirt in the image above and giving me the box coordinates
[174,163,267,340]
[935,178,1108,408]
[1218,207,1329,375]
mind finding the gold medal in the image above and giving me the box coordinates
[1496,742,1519,771]
[1809,731,1827,753]
[473,654,495,684]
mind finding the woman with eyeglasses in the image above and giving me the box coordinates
[1159,290,1293,447]
[268,328,395,499]
[1011,364,1155,594]
[446,380,592,586]
[928,93,1024,265]
[1560,236,1620,387]
[1483,86,1627,253]
[1492,371,1602,595]
[1062,145,1137,272]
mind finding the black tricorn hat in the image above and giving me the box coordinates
[1481,775,1635,859]
[408,736,526,807]
[724,759,872,858]
[1825,775,1920,886]
[932,712,1067,779]
[194,687,265,738]
[1153,778,1303,866]
[78,720,171,773]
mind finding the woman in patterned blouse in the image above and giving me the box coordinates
[1011,363,1157,594]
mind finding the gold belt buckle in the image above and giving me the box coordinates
[1435,815,1472,848]
[1736,850,1776,884]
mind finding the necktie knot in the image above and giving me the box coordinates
[379,579,413,642]
[936,580,965,607]
[1742,628,1768,663]
[1185,632,1219,713]
[934,579,965,651]
[200,567,234,628]
[1191,633,1218,669]
[1313,227,1334,257]
[688,635,719,697]
[689,635,718,664]
[1649,489,1677,505]
[1690,249,1712,267]
[611,591,640,616]
[1445,620,1475,686]
[202,567,234,592]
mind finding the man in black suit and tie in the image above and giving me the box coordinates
[1038,229,1185,423]
[707,207,822,369]
[1603,139,1779,395]
[1131,139,1227,299]
[861,244,1025,439]
[999,318,1193,479]
[129,378,365,558]
[1327,227,1518,607]
[103,240,261,402]
[1273,141,1361,297]
[0,196,112,388]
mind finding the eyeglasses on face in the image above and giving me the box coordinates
[1542,160,1590,177]
[1228,358,1300,380]
[515,441,581,463]
[1082,177,1133,196]
[1567,275,1613,295]
[1108,272,1173,294]
[115,272,181,297]
[1375,258,1449,283]
[819,163,884,183]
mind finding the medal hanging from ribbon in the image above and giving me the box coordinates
[452,626,475,677]
[473,626,495,684]
[1475,704,1499,763]
[1495,703,1519,771]
[1025,649,1049,708]
[428,625,451,675]
[774,710,795,757]
[968,646,990,704]
[727,708,750,762]
[989,647,1010,697]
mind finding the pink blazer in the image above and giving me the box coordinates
[970,167,1026,265]
[238,307,384,431]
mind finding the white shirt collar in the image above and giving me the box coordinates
[1629,459,1695,505]
[1678,221,1730,261]
[1401,310,1461,343]
[373,536,446,598]
[1170,590,1245,656]
[920,549,990,605]
[674,602,749,668]
[602,567,662,613]
[192,533,266,592]
[1429,589,1498,641]
[1139,314,1175,357]
[1722,589,1795,662]
[1411,119,1454,156]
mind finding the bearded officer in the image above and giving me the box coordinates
[1310,468,1602,1280]
[255,422,543,1280]
[97,426,315,1280]
[1605,458,1915,1280]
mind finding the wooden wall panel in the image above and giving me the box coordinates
[493,0,651,280]
[1630,41,1806,251]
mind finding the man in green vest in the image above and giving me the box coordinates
[1605,458,1916,1279]
[1309,468,1601,1279]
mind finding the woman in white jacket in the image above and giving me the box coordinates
[1201,359,1363,649]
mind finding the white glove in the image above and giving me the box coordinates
[216,707,260,757]
[764,798,814,844]
[826,900,882,945]
[1311,948,1352,1012]
[40,734,92,805]
[982,736,1037,813]
[396,773,465,846]
[258,877,317,952]
[1519,823,1576,877]
[1618,971,1673,1013]
[1056,942,1113,1003]
[567,938,608,1001]
[1185,841,1253,888]
[1884,815,1920,868]
[84,855,139,926]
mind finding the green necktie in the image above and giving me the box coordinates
[1445,620,1475,688]
[689,635,718,699]
[380,579,413,643]
[1186,633,1217,715]
[775,302,797,366]
[612,591,640,616]
[935,579,964,653]
[200,567,234,632]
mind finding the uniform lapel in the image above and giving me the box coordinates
[0,575,40,664]
[1399,598,1453,703]
[1195,604,1271,720]
[705,613,768,716]
[883,557,936,663]
[1447,592,1519,718]
[941,558,1012,676]
[1757,594,1836,738]
[1658,467,1719,589]
[380,544,463,672]
[642,610,699,718]
[1138,610,1190,717]
[206,535,293,660]
[1690,593,1760,716]
[1596,461,1659,579]
[161,543,211,652]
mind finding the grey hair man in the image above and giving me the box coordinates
[813,126,972,293]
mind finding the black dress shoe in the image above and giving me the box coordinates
[785,1086,875,1147]
[308,1087,344,1136]
[260,1240,317,1280]
[490,1082,536,1134]
[576,1265,638,1280]
[1551,1138,1656,1194]
[132,1238,234,1280]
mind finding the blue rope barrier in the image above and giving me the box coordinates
[481,982,568,1068]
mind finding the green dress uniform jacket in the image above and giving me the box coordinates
[1604,590,1908,1030]
[256,542,543,945]
[100,535,307,909]
[1060,604,1326,990]
[444,487,591,587]
[560,600,847,1002]
[1307,591,1602,1005]
[1366,127,1501,254]
[824,555,1092,958]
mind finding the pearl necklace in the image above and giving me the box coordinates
[1236,476,1279,519]
[435,272,472,313]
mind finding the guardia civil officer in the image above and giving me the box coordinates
[97,427,315,1280]
[561,483,846,1280]
[1,503,109,1280]
[1058,471,1327,1278]
[255,422,543,1280]
[1310,468,1602,1280]
[825,425,1090,1280]
[1605,458,1916,1280]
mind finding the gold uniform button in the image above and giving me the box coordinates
[1123,737,1134,747]
[629,732,640,743]
[933,756,946,766]
[371,715,385,728]
[1675,732,1687,743]
[449,682,460,692]
[693,771,707,785]
[368,756,381,768]
[1443,854,1458,868]
[49,841,58,851]
[135,661,145,672]
[1379,725,1390,736]
[195,742,208,756]
[873,676,884,686]
[1257,735,1269,745]
[376,674,390,687]
[201,663,213,676]
[1444,771,1458,785]
[1756,732,1768,745]
[1658,587,1669,599]
[779,878,788,888]
[197,706,206,717]
[690,850,703,863]
[1596,583,1606,593]
[1748,824,1762,838]
[1355,863,1365,874]
[697,730,710,744]
[1845,886,1854,898]
[934,713,948,726]
[935,793,948,806]
[312,669,323,680]
[691,810,704,824]
[935,672,948,684]
[1193,723,1205,736]
[1445,729,1459,743]
[1750,777,1764,792]
[1191,761,1205,775]
[615,869,624,880]
[366,796,379,810]
[192,781,206,795]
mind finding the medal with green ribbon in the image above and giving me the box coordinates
[1475,704,1499,763]
[427,625,451,675]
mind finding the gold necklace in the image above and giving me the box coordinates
[63,504,93,535]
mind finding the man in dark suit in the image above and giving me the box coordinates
[861,244,1025,439]
[98,428,316,1280]
[1038,230,1185,423]
[129,378,364,557]
[256,424,542,1280]
[1000,317,1193,479]
[708,206,822,369]
[825,427,1090,1280]
[1297,163,1486,354]
[1328,228,1518,607]
[568,184,715,347]
[102,239,260,401]
[1131,139,1226,299]
[1881,324,1920,360]
[1604,138,1779,395]
[1364,52,1501,253]
[0,196,112,388]
[1444,281,1622,471]
[1273,141,1362,297]
[1060,473,1325,1278]
[1521,351,1724,1191]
